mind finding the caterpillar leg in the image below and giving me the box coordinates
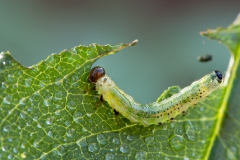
[113,109,120,125]
[156,86,181,102]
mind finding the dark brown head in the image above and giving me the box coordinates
[88,66,105,83]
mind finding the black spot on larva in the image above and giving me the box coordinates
[182,111,185,114]
[200,92,202,94]
[170,118,174,120]
[114,109,119,115]
[200,96,202,98]
[157,116,159,118]
[160,115,162,117]
[168,113,169,115]
[158,122,162,126]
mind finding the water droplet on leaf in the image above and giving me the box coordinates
[21,142,27,148]
[73,111,83,124]
[119,144,129,153]
[66,128,75,137]
[105,153,114,160]
[33,116,38,121]
[8,153,13,159]
[52,145,66,156]
[25,77,32,87]
[65,120,71,127]
[3,125,11,132]
[20,112,26,119]
[33,138,41,148]
[112,137,120,145]
[145,136,154,145]
[184,156,189,160]
[184,121,197,141]
[168,134,185,150]
[135,151,147,160]
[55,110,61,116]
[127,134,134,141]
[46,116,55,125]
[48,131,53,137]
[88,143,99,153]
[54,91,63,99]
[76,138,88,147]
[97,134,107,145]
[66,100,77,110]
[2,145,9,151]
[12,147,18,153]
[3,95,12,104]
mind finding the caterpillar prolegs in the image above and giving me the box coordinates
[88,67,223,126]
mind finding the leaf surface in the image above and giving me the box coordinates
[0,14,240,160]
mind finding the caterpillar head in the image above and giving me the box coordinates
[214,70,223,83]
[200,70,223,92]
[89,66,105,83]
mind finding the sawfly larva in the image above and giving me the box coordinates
[88,66,223,126]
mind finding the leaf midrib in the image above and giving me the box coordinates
[204,46,240,160]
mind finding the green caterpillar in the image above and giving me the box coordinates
[88,66,223,126]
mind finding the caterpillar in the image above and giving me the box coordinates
[88,66,223,126]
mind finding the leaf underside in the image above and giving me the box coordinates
[0,14,240,160]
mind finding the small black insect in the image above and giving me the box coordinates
[198,54,212,62]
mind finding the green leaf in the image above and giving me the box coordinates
[200,13,240,159]
[0,13,239,160]
[156,86,181,103]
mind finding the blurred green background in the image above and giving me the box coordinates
[0,1,239,103]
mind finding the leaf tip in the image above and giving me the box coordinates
[200,29,217,37]
[233,13,240,25]
[128,39,138,46]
